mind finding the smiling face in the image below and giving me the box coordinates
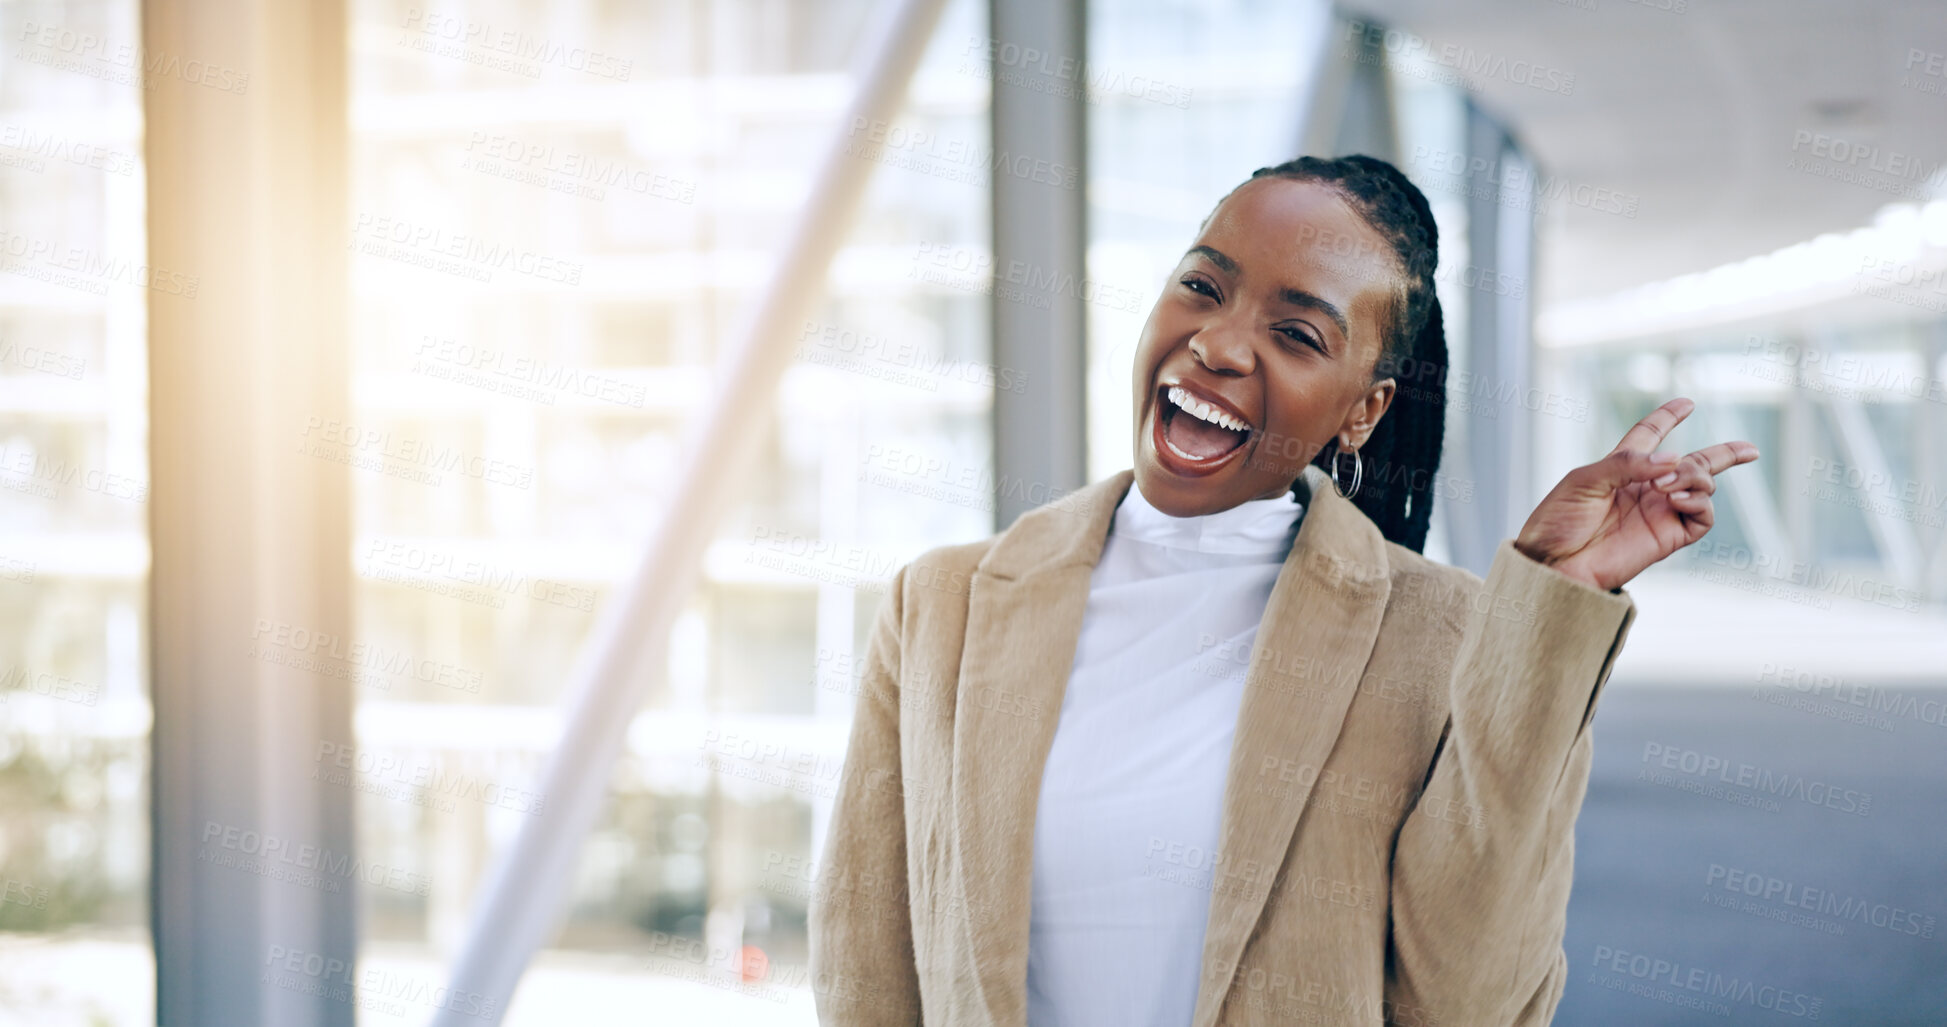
[1131,176,1403,517]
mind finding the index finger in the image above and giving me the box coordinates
[1612,396,1696,455]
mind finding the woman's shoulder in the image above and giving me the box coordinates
[894,475,1123,600]
[1382,540,1483,586]
[1380,540,1488,627]
[890,538,996,605]
[910,537,997,574]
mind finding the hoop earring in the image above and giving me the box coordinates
[1331,446,1363,500]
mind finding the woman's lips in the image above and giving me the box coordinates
[1149,384,1252,478]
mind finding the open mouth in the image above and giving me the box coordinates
[1155,384,1252,470]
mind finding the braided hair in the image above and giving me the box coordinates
[1239,155,1449,553]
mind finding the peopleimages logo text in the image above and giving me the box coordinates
[1342,21,1575,95]
[1640,742,1872,815]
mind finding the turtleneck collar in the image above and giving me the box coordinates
[1111,479,1305,556]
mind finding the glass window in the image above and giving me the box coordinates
[0,0,154,1023]
[346,0,992,1019]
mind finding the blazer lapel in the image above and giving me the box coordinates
[1191,464,1394,1027]
[949,470,1132,1024]
[942,465,1393,1026]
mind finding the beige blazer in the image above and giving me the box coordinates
[808,464,1637,1026]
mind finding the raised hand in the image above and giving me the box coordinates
[1513,397,1760,592]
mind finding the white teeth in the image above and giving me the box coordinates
[1167,385,1249,433]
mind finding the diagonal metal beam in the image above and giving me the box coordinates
[430,0,952,1018]
[1827,396,1925,588]
[1705,402,1793,565]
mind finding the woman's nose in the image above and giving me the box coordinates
[1190,324,1255,376]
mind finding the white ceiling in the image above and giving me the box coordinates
[1345,0,1947,306]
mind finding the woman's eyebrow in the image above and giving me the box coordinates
[1187,245,1237,274]
[1278,287,1350,339]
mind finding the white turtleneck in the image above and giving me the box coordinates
[1025,479,1306,1027]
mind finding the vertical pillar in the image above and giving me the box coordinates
[1445,101,1535,575]
[144,0,354,1023]
[989,0,1089,528]
[1294,10,1396,164]
[1332,17,1400,162]
[1921,325,1947,598]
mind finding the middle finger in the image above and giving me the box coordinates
[1687,440,1761,476]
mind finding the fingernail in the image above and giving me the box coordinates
[1654,472,1678,487]
[1672,490,1690,499]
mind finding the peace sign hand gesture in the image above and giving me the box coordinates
[1513,397,1761,593]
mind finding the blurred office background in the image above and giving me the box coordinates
[0,0,1943,1023]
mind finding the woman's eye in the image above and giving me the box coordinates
[1278,325,1324,352]
[1180,276,1217,299]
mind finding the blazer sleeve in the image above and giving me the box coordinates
[1384,540,1637,1027]
[808,562,925,1025]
